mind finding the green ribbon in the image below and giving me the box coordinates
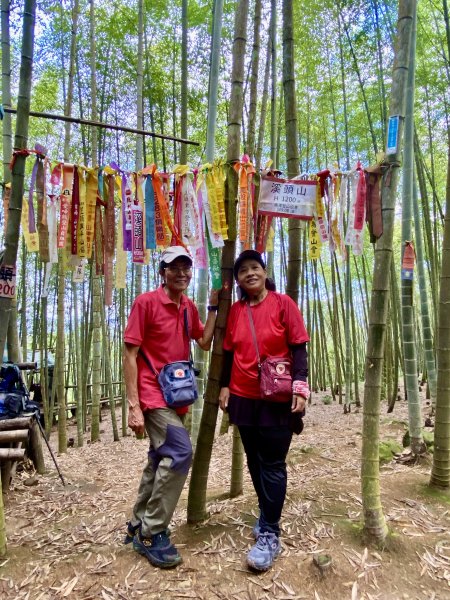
[206,224,222,288]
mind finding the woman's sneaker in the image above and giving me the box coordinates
[124,521,140,545]
[252,519,261,539]
[247,532,281,571]
[133,528,182,569]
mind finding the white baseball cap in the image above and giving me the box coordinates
[160,246,192,265]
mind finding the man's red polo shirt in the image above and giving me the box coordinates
[124,286,204,414]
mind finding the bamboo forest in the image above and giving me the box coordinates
[0,0,449,596]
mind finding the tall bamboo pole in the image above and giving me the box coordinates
[429,0,450,489]
[187,0,248,523]
[283,0,301,303]
[400,8,425,455]
[361,0,416,544]
[0,0,36,359]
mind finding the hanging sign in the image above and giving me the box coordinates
[258,176,316,220]
[58,164,73,248]
[308,218,321,260]
[0,265,16,298]
[131,202,144,264]
[72,258,86,283]
[386,115,400,155]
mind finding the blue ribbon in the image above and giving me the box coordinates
[145,175,156,249]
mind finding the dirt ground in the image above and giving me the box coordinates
[1,393,449,600]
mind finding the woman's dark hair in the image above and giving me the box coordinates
[238,277,276,300]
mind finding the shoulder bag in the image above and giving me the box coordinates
[139,308,199,408]
[246,303,292,403]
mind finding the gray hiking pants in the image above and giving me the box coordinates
[131,408,192,536]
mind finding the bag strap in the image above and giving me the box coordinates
[139,348,159,377]
[183,307,194,364]
[245,303,261,369]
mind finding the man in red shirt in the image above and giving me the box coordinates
[123,246,219,568]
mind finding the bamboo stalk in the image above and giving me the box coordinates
[0,430,28,443]
[3,107,199,146]
[0,417,32,431]
[0,448,25,460]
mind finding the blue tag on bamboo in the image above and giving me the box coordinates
[401,268,414,280]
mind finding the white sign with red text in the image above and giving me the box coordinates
[258,176,316,220]
[0,265,16,298]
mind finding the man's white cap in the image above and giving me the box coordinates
[160,246,192,265]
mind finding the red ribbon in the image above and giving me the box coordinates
[353,163,366,231]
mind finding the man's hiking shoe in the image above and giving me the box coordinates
[124,521,140,545]
[247,532,281,571]
[133,528,182,568]
[252,519,261,539]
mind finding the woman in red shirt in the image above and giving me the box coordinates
[219,250,310,572]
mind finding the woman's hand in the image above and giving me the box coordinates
[291,394,306,413]
[219,387,230,411]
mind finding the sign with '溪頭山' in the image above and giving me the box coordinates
[258,176,316,220]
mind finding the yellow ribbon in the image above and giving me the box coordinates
[77,167,87,258]
[85,167,98,259]
[21,194,39,252]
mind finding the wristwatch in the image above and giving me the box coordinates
[207,305,219,312]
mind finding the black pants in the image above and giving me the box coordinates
[238,425,293,536]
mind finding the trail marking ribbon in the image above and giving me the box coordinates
[401,241,416,280]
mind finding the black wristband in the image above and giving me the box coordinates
[207,305,219,312]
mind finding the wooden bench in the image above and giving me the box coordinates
[0,416,45,492]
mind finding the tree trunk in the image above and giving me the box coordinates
[429,0,450,488]
[101,299,119,441]
[400,8,425,455]
[361,0,416,544]
[134,0,144,299]
[283,0,301,303]
[245,0,261,160]
[187,0,248,523]
[0,0,36,360]
[56,260,67,453]
[270,0,277,164]
[1,0,12,186]
[180,0,188,164]
[191,0,224,449]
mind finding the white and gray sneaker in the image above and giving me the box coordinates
[246,532,281,571]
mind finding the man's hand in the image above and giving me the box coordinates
[128,404,145,435]
[208,288,220,307]
[291,394,306,413]
[219,387,230,411]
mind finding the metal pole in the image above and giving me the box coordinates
[34,415,65,486]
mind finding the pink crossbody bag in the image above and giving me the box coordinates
[246,303,292,403]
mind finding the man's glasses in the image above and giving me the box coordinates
[165,266,192,275]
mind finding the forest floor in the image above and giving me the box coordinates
[1,391,450,600]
